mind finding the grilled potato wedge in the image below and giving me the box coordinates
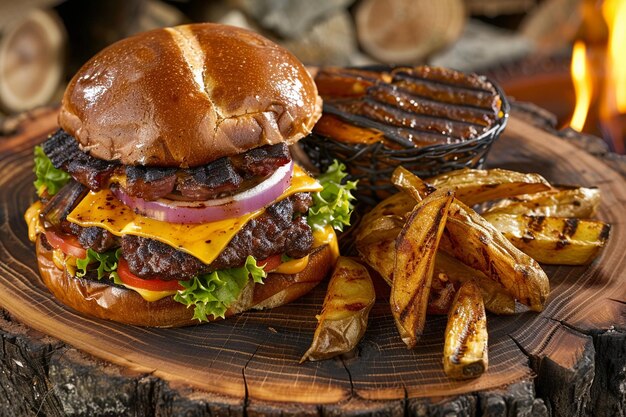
[356,190,417,232]
[357,237,395,286]
[391,167,430,201]
[355,215,405,248]
[315,67,385,97]
[357,236,473,315]
[484,186,601,218]
[429,168,552,206]
[392,189,454,348]
[392,167,550,312]
[428,274,458,315]
[358,220,515,315]
[301,257,376,362]
[355,192,414,285]
[441,201,549,311]
[435,252,516,315]
[483,213,611,265]
[443,281,488,379]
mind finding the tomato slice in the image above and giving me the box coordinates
[258,254,282,272]
[45,230,87,259]
[117,259,183,291]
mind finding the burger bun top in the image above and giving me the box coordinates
[59,23,322,168]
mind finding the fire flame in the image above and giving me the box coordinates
[570,41,593,132]
[569,0,625,152]
[603,0,626,113]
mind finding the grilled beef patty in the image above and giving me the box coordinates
[122,193,313,280]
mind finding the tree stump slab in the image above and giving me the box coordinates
[0,106,624,416]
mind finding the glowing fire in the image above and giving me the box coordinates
[603,0,626,113]
[570,41,593,132]
[569,0,626,153]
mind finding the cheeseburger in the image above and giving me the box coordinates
[25,23,355,327]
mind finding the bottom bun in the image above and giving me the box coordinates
[36,236,334,327]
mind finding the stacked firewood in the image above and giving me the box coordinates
[193,0,587,66]
[0,4,65,115]
[0,0,588,119]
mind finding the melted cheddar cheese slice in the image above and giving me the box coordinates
[122,285,178,302]
[66,165,322,265]
[313,226,339,262]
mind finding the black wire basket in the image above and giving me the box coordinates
[300,66,510,206]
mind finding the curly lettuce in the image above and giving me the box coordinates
[70,248,265,322]
[33,145,70,196]
[307,160,357,232]
[75,248,121,281]
[56,160,356,322]
[174,256,266,321]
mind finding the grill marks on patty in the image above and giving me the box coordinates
[121,193,314,280]
[121,236,208,281]
[210,193,313,271]
[43,129,291,201]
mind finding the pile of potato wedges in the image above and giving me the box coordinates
[302,166,610,380]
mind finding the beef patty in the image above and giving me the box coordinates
[64,193,313,281]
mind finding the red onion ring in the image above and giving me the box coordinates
[112,160,294,224]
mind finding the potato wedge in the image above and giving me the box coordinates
[356,188,522,315]
[391,188,454,348]
[355,192,413,285]
[357,237,395,286]
[483,186,601,218]
[443,281,488,379]
[428,168,552,206]
[427,274,457,315]
[358,224,515,315]
[301,257,375,362]
[483,213,611,265]
[355,215,405,247]
[392,167,550,312]
[441,201,549,311]
[315,67,384,97]
[391,167,430,201]
[357,237,475,315]
[435,252,515,315]
[357,237,462,315]
[356,191,417,241]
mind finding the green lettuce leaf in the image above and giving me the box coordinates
[71,248,265,322]
[75,248,121,281]
[33,145,70,196]
[174,255,267,322]
[307,160,357,232]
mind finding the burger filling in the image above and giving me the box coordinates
[42,129,292,200]
[29,131,356,321]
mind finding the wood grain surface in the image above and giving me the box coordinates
[0,107,624,416]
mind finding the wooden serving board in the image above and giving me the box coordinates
[0,107,624,416]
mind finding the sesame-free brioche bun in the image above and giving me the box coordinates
[59,23,322,168]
